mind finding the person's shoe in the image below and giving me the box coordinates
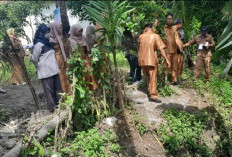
[149,98,162,103]
[172,82,180,86]
[0,88,6,94]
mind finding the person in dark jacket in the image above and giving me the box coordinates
[32,24,61,112]
[122,28,141,84]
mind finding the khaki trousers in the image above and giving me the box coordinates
[166,53,178,82]
[178,53,184,78]
[194,55,211,82]
[141,66,158,100]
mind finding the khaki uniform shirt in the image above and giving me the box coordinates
[188,34,215,57]
[164,25,182,53]
[138,31,166,67]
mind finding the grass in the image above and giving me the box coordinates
[109,50,129,69]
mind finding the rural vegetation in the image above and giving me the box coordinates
[0,1,231,157]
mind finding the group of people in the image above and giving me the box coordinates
[31,22,99,112]
[1,12,215,111]
[142,13,215,103]
[124,12,215,103]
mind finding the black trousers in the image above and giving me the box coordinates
[125,54,141,82]
[41,74,62,112]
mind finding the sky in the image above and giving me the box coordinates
[20,2,90,46]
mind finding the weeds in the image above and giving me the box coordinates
[59,129,121,157]
[109,50,129,69]
[158,85,176,97]
[157,109,213,156]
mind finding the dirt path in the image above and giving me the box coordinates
[122,82,215,156]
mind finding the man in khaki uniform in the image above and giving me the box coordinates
[163,13,183,85]
[183,26,215,83]
[173,19,185,81]
[138,24,171,103]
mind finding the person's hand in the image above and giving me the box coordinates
[166,60,171,69]
[183,44,187,48]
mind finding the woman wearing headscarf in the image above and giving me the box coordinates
[7,28,26,85]
[49,22,71,94]
[32,24,61,112]
[85,25,97,53]
[68,24,97,91]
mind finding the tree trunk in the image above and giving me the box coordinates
[56,1,70,38]
[56,1,70,58]
[112,47,124,110]
[222,52,232,78]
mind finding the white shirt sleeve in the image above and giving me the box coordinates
[31,42,43,67]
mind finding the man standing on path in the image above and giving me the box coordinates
[183,26,215,83]
[138,24,171,103]
[174,19,185,82]
[163,13,183,85]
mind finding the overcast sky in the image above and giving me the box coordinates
[20,2,90,45]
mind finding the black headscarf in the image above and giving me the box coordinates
[33,24,52,48]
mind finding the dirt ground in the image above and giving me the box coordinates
[0,82,51,156]
[0,77,224,156]
[122,80,224,156]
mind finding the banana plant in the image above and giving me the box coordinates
[85,1,133,109]
[216,1,232,51]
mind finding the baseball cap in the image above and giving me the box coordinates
[200,26,207,32]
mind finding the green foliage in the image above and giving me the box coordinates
[24,57,37,81]
[135,121,148,136]
[0,1,51,41]
[22,138,45,157]
[85,1,131,46]
[0,57,37,84]
[66,1,94,23]
[170,1,227,42]
[67,51,95,129]
[196,64,232,122]
[90,44,111,88]
[109,50,129,69]
[158,109,212,156]
[59,129,121,157]
[132,111,148,136]
[216,15,232,51]
[158,85,175,97]
[68,45,113,129]
[120,1,168,36]
[186,64,232,155]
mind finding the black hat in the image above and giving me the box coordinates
[200,26,207,32]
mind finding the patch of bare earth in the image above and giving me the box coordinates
[0,82,54,156]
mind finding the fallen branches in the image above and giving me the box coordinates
[2,110,68,157]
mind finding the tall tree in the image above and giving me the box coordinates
[55,1,70,57]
